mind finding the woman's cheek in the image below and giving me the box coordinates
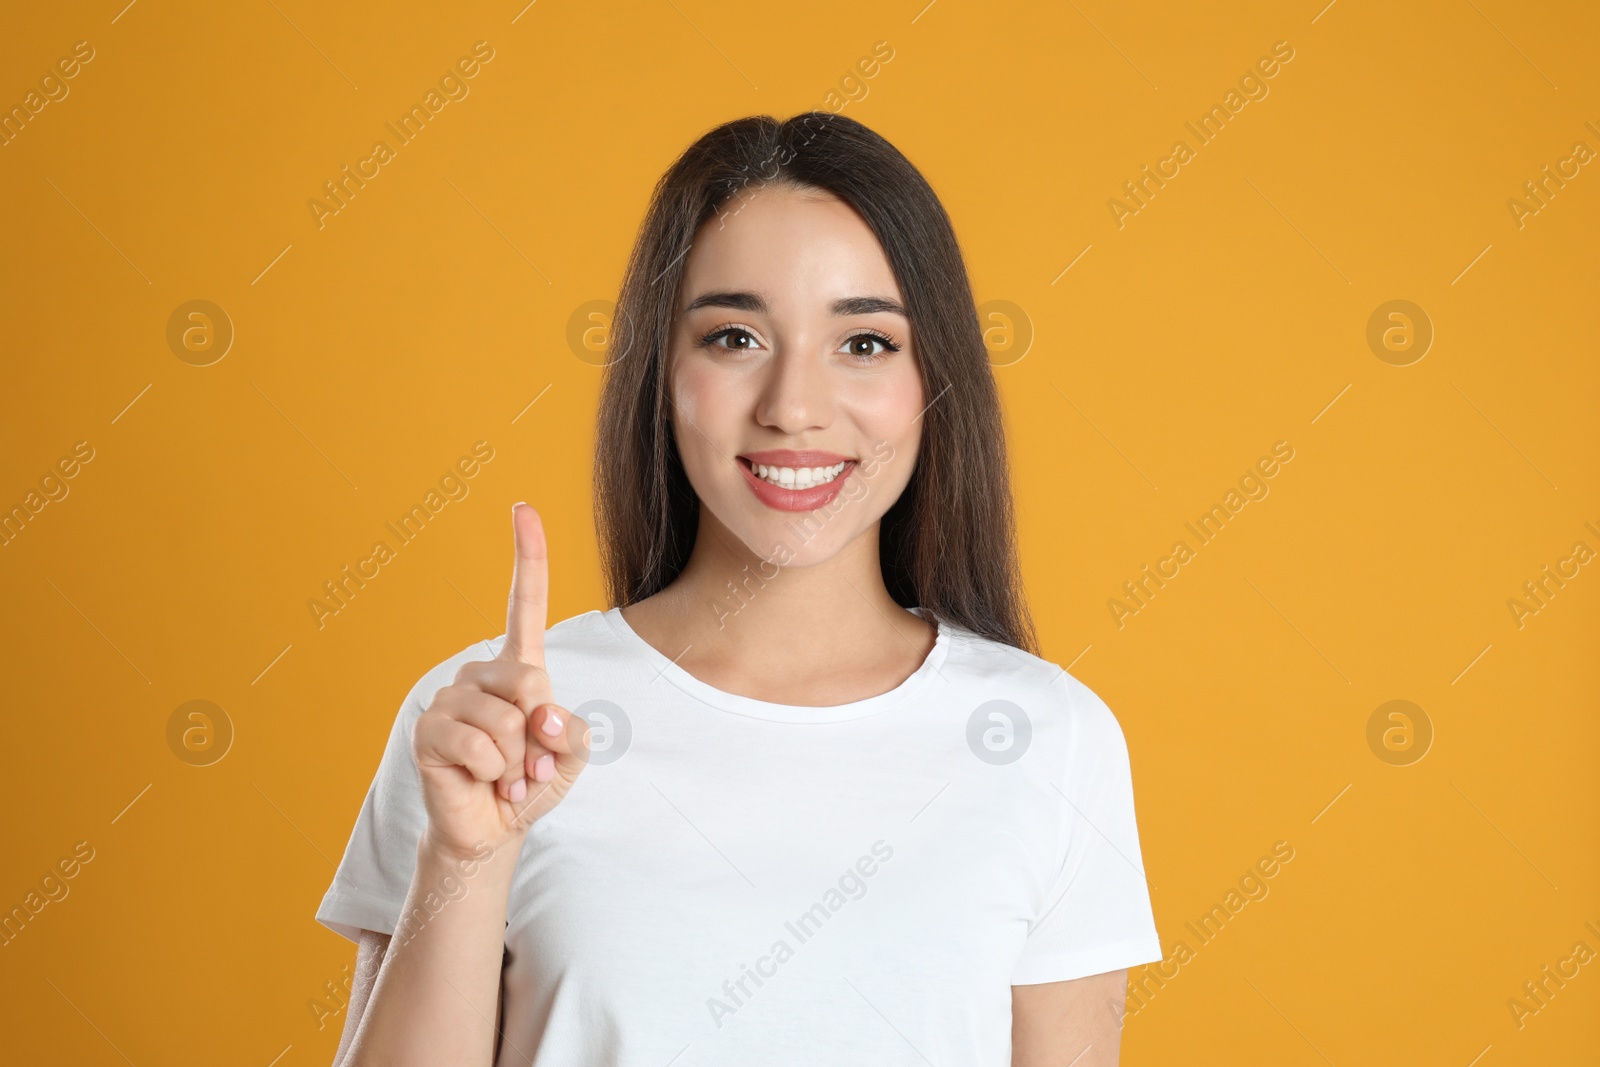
[674,355,744,419]
[671,363,741,478]
[844,375,922,461]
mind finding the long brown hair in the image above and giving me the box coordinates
[593,111,1038,655]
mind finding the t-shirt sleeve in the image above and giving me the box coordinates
[314,646,482,944]
[1010,678,1162,985]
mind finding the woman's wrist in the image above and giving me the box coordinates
[414,828,521,894]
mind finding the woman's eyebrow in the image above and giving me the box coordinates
[831,296,906,317]
[682,291,906,317]
[684,290,766,313]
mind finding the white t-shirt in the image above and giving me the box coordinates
[317,606,1161,1065]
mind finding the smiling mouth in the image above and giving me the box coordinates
[738,457,854,491]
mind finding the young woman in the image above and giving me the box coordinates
[317,112,1161,1066]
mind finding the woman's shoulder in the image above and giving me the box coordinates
[939,619,1128,742]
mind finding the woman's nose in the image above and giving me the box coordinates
[753,346,833,434]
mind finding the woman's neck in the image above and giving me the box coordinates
[618,513,936,707]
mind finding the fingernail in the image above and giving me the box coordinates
[534,754,554,782]
[542,708,563,736]
[512,501,526,512]
[509,778,527,802]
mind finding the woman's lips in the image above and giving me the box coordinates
[737,457,857,512]
[738,449,851,468]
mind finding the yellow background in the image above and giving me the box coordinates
[2,0,1596,1063]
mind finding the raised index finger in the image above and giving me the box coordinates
[500,502,548,665]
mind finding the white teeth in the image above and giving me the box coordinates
[752,461,847,490]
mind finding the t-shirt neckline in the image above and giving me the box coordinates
[598,604,952,723]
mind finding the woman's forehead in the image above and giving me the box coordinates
[681,189,902,312]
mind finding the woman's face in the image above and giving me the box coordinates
[668,182,925,568]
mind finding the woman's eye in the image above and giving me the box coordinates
[843,333,898,360]
[704,327,759,351]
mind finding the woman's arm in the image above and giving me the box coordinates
[1012,969,1128,1067]
[329,506,586,1064]
[333,923,510,1067]
[333,930,388,1066]
[333,832,519,1066]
